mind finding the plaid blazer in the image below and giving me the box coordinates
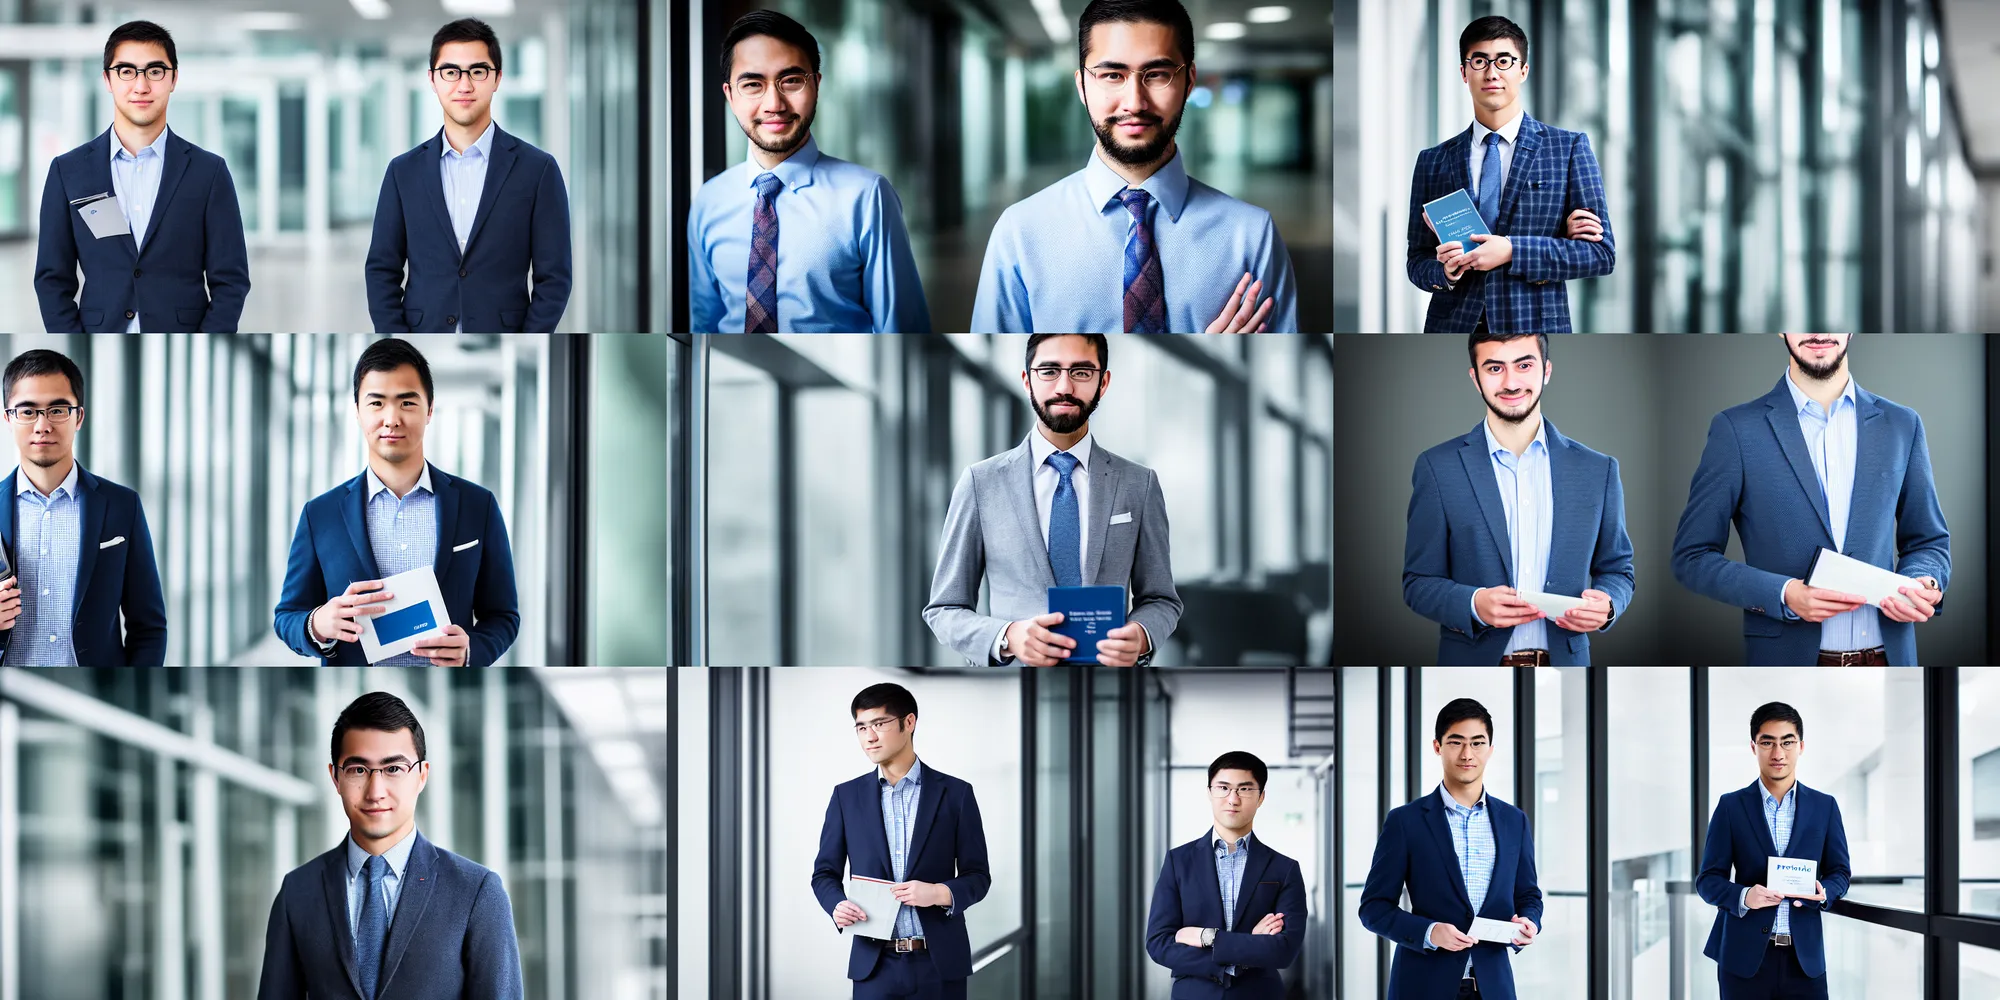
[1406,115,1615,333]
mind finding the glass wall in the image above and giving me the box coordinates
[591,333,673,665]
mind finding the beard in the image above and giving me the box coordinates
[1787,337,1848,380]
[741,104,815,158]
[1483,387,1540,425]
[1092,106,1184,167]
[1034,386,1103,435]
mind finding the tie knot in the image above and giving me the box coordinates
[364,854,386,880]
[1485,131,1503,149]
[753,172,784,200]
[1046,451,1080,477]
[1119,187,1153,219]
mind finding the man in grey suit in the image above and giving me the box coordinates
[258,691,523,1000]
[924,333,1183,666]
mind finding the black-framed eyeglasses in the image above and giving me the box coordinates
[854,717,902,734]
[336,760,427,784]
[1461,54,1522,73]
[1441,737,1491,750]
[6,405,79,424]
[432,64,496,83]
[108,63,173,82]
[1755,737,1802,752]
[1081,63,1189,93]
[1209,782,1261,799]
[1029,366,1103,384]
[733,74,813,99]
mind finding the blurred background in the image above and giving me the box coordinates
[0,664,669,1000]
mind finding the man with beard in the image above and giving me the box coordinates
[1673,334,1950,666]
[923,334,1182,666]
[687,10,930,333]
[365,18,571,333]
[1401,331,1634,666]
[970,0,1296,333]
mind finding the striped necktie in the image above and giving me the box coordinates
[1120,188,1168,333]
[746,172,783,333]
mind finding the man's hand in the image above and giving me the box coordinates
[832,900,867,928]
[1437,241,1471,282]
[1251,912,1284,936]
[1553,589,1613,632]
[1880,581,1943,624]
[891,880,951,908]
[1561,209,1604,242]
[1464,233,1513,271]
[1175,926,1209,948]
[1510,915,1538,946]
[1205,273,1273,333]
[1095,622,1149,667]
[1005,612,1074,666]
[1429,922,1478,951]
[411,624,471,666]
[0,576,20,631]
[1745,884,1785,910]
[1791,880,1828,907]
[1473,586,1545,629]
[310,579,394,645]
[1783,580,1868,623]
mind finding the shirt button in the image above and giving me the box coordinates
[400,544,408,550]
[40,589,48,596]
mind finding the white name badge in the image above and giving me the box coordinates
[76,195,131,239]
[1767,856,1818,897]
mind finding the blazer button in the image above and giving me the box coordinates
[133,268,142,277]
[445,315,457,326]
[125,310,135,319]
[459,268,468,278]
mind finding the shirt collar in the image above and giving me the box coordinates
[1471,111,1525,149]
[1439,783,1489,812]
[879,755,923,788]
[110,123,171,164]
[440,122,496,161]
[1212,828,1255,854]
[1030,428,1095,475]
[1083,145,1190,224]
[16,461,81,501]
[747,135,821,193]
[346,827,419,882]
[366,464,434,501]
[1760,780,1799,809]
[1482,417,1548,461]
[1783,367,1857,416]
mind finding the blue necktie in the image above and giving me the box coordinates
[1476,131,1504,230]
[746,172,783,333]
[356,854,388,1000]
[1046,451,1082,587]
[1120,189,1167,333]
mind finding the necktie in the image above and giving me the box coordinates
[1476,131,1504,230]
[746,172,783,333]
[356,854,389,1000]
[1047,451,1082,587]
[1120,189,1168,333]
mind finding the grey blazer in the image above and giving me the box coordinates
[924,433,1183,664]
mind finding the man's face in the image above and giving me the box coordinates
[430,40,501,130]
[1076,21,1190,167]
[854,707,915,768]
[355,366,432,466]
[1460,37,1528,115]
[1784,333,1850,380]
[1469,338,1549,424]
[1208,767,1263,830]
[1753,721,1803,785]
[329,727,428,844]
[1434,719,1493,788]
[1022,336,1109,435]
[7,374,83,472]
[105,40,176,130]
[725,35,819,159]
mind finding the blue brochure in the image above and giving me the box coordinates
[1423,188,1490,259]
[373,602,439,645]
[1047,585,1126,665]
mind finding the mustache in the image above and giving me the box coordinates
[1105,114,1162,126]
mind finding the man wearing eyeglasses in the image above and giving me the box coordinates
[924,334,1183,666]
[688,10,930,333]
[366,18,571,334]
[258,691,524,1000]
[813,683,990,999]
[1407,15,1614,333]
[1695,702,1850,1000]
[970,0,1296,333]
[1146,751,1306,999]
[0,349,165,665]
[34,20,250,333]
[1361,699,1542,1000]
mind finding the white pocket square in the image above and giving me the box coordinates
[452,539,480,553]
[99,536,126,549]
[1109,512,1134,525]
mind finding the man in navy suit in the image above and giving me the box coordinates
[366,18,571,333]
[1696,702,1851,1000]
[0,349,165,665]
[35,20,250,333]
[1360,698,1543,1000]
[1403,332,1635,666]
[1672,333,1950,666]
[1407,15,1613,333]
[1144,751,1306,999]
[258,691,523,1000]
[812,683,991,999]
[273,338,519,666]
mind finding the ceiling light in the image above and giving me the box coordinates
[1207,22,1248,41]
[1031,0,1070,43]
[1247,6,1292,23]
[347,0,389,18]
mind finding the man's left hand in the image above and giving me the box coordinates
[891,880,952,908]
[1880,579,1943,624]
[1511,915,1538,946]
[1553,590,1613,632]
[1175,926,1210,948]
[1095,622,1149,667]
[412,625,471,666]
[1465,233,1513,270]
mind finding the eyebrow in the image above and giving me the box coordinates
[8,398,76,407]
[1089,57,1178,71]
[853,715,895,725]
[1485,354,1537,366]
[339,754,415,766]
[736,64,809,81]
[434,61,495,69]
[363,390,424,400]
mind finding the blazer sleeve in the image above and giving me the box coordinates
[1406,150,1451,293]
[1358,812,1434,951]
[921,467,1007,665]
[1819,797,1852,906]
[272,509,329,660]
[1891,413,1951,599]
[1126,468,1183,648]
[1143,852,1225,980]
[364,164,412,333]
[811,788,852,924]
[1402,452,1481,634]
[942,781,991,914]
[1695,801,1748,910]
[254,885,304,1000]
[1212,859,1308,971]
[1506,133,1616,284]
[1513,814,1545,932]
[1673,412,1791,618]
[523,155,573,333]
[467,492,521,667]
[464,870,526,1000]
[200,159,251,333]
[121,497,168,666]
[1588,454,1637,626]
[34,160,85,333]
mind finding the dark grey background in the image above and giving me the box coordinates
[1333,334,1990,666]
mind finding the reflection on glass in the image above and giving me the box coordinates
[1962,668,2000,916]
[1823,913,1922,996]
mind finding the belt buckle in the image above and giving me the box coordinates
[893,938,914,953]
[1772,933,1793,947]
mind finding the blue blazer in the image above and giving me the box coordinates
[811,763,991,983]
[1143,831,1307,1000]
[1359,788,1544,1000]
[1403,419,1636,665]
[1671,377,1951,665]
[256,830,523,1000]
[0,466,166,665]
[35,128,250,332]
[365,126,572,333]
[1406,114,1614,333]
[1695,781,1851,980]
[272,464,519,666]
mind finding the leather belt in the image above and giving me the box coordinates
[889,938,927,953]
[1816,647,1887,666]
[1770,934,1793,947]
[1498,649,1550,667]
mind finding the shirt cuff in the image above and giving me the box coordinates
[1779,580,1800,621]
[1469,593,1489,628]
[1422,922,1439,950]
[990,627,1012,665]
[1736,887,1750,918]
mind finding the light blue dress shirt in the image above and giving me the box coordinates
[110,124,170,332]
[688,136,931,332]
[879,757,925,940]
[1424,784,1496,977]
[11,462,82,666]
[1779,372,1878,651]
[971,147,1298,333]
[1468,419,1553,652]
[440,123,495,334]
[365,465,438,667]
[344,828,417,938]
[1213,829,1254,976]
[1735,781,1801,935]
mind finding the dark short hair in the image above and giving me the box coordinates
[1460,14,1529,64]
[1207,750,1268,789]
[4,350,86,408]
[104,20,177,73]
[852,682,918,723]
[1467,331,1551,369]
[1025,334,1110,372]
[1750,702,1805,741]
[1078,0,1195,69]
[430,17,503,74]
[1434,697,1494,742]
[721,10,822,82]
[353,338,436,405]
[331,691,428,765]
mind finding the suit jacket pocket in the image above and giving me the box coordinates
[500,309,525,331]
[404,310,425,328]
[175,307,205,329]
[81,310,103,328]
[1743,613,1783,638]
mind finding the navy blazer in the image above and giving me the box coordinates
[0,465,166,665]
[1672,376,1951,665]
[1143,831,1307,1000]
[1359,787,1544,1000]
[1403,418,1636,665]
[811,762,992,983]
[271,464,519,666]
[34,128,250,332]
[256,830,523,1000]
[1406,114,1615,333]
[1695,781,1851,979]
[365,125,572,333]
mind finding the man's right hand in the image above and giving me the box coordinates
[0,576,19,631]
[1251,912,1284,936]
[1436,241,1470,281]
[1005,612,1075,666]
[832,900,867,928]
[1782,579,1868,623]
[310,579,394,645]
[1205,273,1274,333]
[1429,922,1478,951]
[1745,884,1786,910]
[1473,586,1545,629]
[1561,208,1605,242]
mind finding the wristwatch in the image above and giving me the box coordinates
[1201,927,1216,949]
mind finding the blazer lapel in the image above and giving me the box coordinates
[1007,438,1056,588]
[1846,388,1889,552]
[461,127,519,256]
[1457,426,1516,584]
[377,832,438,996]
[854,774,895,881]
[1543,421,1589,592]
[416,131,461,261]
[429,464,461,578]
[76,130,139,261]
[1421,789,1476,914]
[0,471,16,569]
[1762,381,1835,545]
[69,467,103,622]
[137,134,192,258]
[319,843,369,1000]
[903,769,945,873]
[343,475,384,582]
[1081,448,1117,585]
[1741,782,1781,859]
[1443,127,1474,195]
[1496,116,1544,232]
[1232,836,1276,929]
